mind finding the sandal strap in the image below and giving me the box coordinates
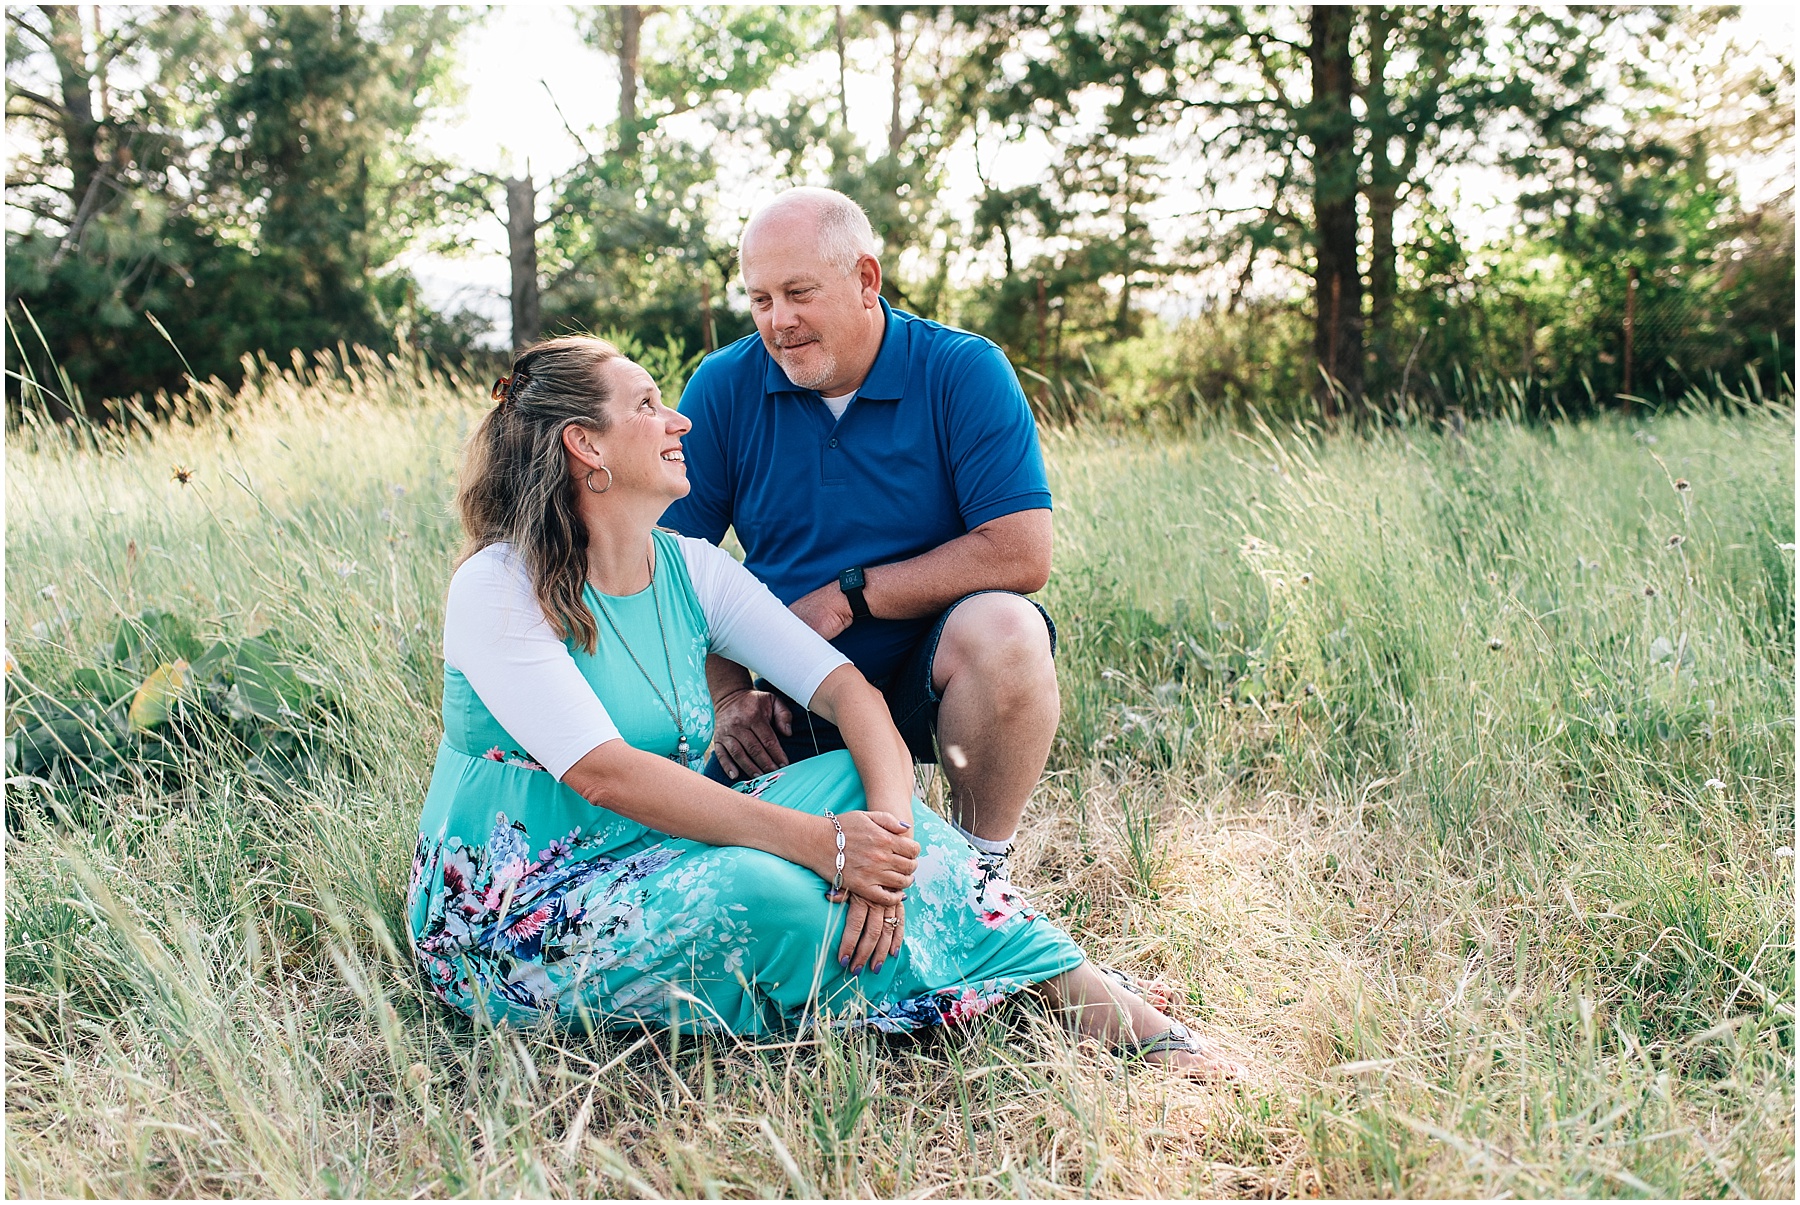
[1123,1020,1199,1060]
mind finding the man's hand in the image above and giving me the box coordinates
[789,580,855,640]
[712,686,793,780]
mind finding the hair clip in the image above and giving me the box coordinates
[490,368,531,407]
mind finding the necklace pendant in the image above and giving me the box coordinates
[675,735,690,763]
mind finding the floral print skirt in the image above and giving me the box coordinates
[407,747,1086,1037]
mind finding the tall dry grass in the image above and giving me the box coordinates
[4,350,1793,1198]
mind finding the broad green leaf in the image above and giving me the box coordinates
[229,635,313,722]
[113,610,204,668]
[70,666,141,706]
[6,716,120,775]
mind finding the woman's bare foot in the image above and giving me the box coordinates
[1041,963,1251,1081]
[1139,1027,1251,1081]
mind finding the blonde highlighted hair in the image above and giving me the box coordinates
[456,335,624,653]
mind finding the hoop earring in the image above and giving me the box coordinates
[584,465,613,494]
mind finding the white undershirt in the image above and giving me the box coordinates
[821,390,857,421]
[442,537,849,781]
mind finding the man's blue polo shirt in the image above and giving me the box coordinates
[660,299,1051,682]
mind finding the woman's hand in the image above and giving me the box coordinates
[838,894,904,974]
[819,810,918,907]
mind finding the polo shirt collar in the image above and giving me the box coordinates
[762,297,909,401]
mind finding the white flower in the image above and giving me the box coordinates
[1776,847,1794,860]
[1705,778,1726,791]
[38,584,57,598]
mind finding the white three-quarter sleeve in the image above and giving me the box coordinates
[677,535,851,706]
[442,544,622,780]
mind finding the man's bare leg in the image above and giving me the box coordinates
[930,593,1059,844]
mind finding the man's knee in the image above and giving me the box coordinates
[933,592,1056,691]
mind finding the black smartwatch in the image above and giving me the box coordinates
[838,566,871,621]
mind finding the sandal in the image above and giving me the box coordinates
[1121,1021,1249,1081]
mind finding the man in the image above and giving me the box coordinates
[661,186,1057,875]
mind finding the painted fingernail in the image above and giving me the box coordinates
[839,955,849,967]
[899,820,912,828]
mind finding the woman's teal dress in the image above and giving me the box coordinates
[407,531,1085,1035]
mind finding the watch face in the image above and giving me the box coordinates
[840,567,866,590]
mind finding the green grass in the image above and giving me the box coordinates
[5,350,1793,1198]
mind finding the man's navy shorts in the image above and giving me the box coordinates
[700,590,1056,782]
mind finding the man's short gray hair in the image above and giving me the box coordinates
[740,187,880,277]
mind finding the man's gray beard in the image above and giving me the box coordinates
[778,347,838,391]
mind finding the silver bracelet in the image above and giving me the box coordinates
[825,811,846,896]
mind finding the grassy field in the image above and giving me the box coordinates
[4,351,1794,1199]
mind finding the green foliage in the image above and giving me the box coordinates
[3,5,1792,427]
[5,607,337,803]
[4,5,477,420]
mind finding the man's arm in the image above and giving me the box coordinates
[788,508,1052,640]
[708,508,1051,777]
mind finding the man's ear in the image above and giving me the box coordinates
[857,254,883,307]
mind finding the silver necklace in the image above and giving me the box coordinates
[591,543,691,765]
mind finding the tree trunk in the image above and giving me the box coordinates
[835,7,849,128]
[44,7,103,224]
[888,16,906,157]
[1622,265,1638,400]
[1307,5,1364,413]
[618,5,642,156]
[1367,183,1397,391]
[506,174,541,352]
[699,262,716,353]
[1363,8,1398,400]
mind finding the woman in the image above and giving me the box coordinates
[407,335,1243,1075]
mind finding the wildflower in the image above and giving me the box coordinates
[379,507,396,523]
[1667,534,1684,548]
[1705,778,1726,791]
[1674,479,1691,492]
[171,465,195,485]
[1487,637,1504,651]
[38,584,56,599]
[390,483,407,497]
[1777,847,1794,860]
[1303,682,1318,697]
[336,561,358,579]
[1101,668,1117,680]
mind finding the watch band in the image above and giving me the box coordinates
[838,566,871,621]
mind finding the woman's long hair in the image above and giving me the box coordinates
[456,335,623,653]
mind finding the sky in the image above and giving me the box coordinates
[404,2,1796,343]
